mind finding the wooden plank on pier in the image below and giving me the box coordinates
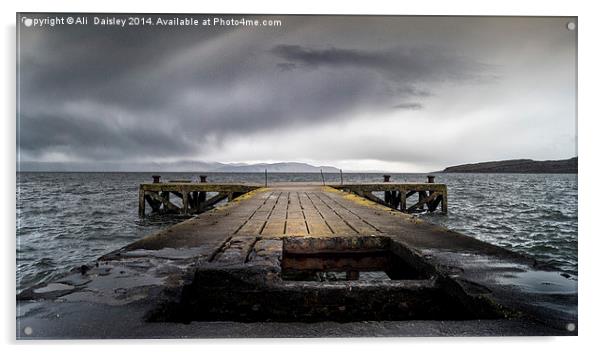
[306,219,333,236]
[133,183,443,251]
[286,219,309,236]
[261,221,286,236]
[325,220,358,235]
[237,220,266,236]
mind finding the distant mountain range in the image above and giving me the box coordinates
[441,157,577,174]
[18,161,341,173]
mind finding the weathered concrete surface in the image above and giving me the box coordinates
[17,185,577,339]
[17,302,567,339]
[326,190,577,331]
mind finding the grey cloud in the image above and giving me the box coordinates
[19,113,197,161]
[276,62,296,71]
[392,103,423,110]
[17,15,573,170]
[270,44,493,82]
[21,30,489,162]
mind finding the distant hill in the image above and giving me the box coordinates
[213,162,339,173]
[441,157,577,174]
[18,161,340,173]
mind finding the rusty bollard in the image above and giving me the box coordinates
[427,175,435,183]
[152,175,161,183]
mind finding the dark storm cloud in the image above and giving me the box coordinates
[19,113,196,160]
[392,103,423,110]
[19,23,229,110]
[270,44,493,82]
[17,15,504,166]
[276,62,296,71]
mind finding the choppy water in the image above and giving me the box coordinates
[16,172,577,291]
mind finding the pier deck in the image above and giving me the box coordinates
[17,184,577,338]
[138,179,448,216]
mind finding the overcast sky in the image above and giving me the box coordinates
[17,15,577,172]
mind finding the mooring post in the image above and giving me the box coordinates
[191,192,199,211]
[340,169,343,185]
[138,186,146,217]
[199,175,207,204]
[182,191,189,215]
[418,191,427,211]
[392,191,400,209]
[383,174,391,205]
[320,169,325,186]
[441,191,448,214]
[265,169,268,187]
[399,188,407,212]
[426,175,436,212]
[152,175,161,183]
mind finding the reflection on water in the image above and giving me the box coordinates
[496,270,577,294]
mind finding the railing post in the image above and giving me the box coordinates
[399,188,407,212]
[138,186,146,217]
[383,175,391,205]
[426,175,436,212]
[441,187,448,214]
[182,190,189,214]
[199,175,207,203]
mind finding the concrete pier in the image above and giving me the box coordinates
[17,182,577,338]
